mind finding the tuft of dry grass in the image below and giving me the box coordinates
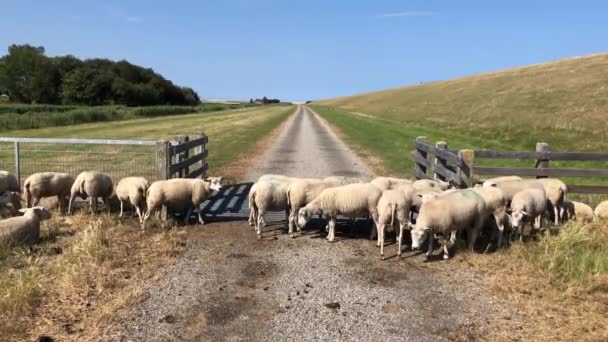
[0,213,187,341]
[465,220,608,342]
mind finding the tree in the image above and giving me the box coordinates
[3,44,60,103]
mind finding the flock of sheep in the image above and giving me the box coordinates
[249,174,608,259]
[0,170,222,248]
[2,167,608,260]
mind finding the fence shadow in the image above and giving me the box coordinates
[200,182,253,222]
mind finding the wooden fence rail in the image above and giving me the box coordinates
[412,136,608,194]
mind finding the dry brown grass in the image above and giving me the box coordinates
[0,212,187,341]
[463,220,608,342]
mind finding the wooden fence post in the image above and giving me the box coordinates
[14,142,21,189]
[156,140,170,221]
[201,133,208,178]
[414,136,428,179]
[175,135,187,178]
[458,149,475,188]
[434,141,447,181]
[535,142,550,178]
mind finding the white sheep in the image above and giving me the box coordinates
[481,176,522,187]
[143,177,222,228]
[594,201,608,221]
[510,188,547,240]
[115,177,150,223]
[323,176,368,185]
[470,186,509,249]
[287,178,345,235]
[68,171,114,215]
[0,207,52,248]
[0,170,20,193]
[376,187,414,259]
[536,178,568,226]
[250,179,290,238]
[370,177,412,191]
[410,189,487,260]
[483,178,544,202]
[562,200,594,223]
[297,183,382,242]
[23,172,74,213]
[412,179,451,191]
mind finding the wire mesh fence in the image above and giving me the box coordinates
[0,138,160,187]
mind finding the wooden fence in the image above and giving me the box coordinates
[156,133,208,180]
[412,136,608,194]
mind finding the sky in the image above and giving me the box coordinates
[1,0,607,101]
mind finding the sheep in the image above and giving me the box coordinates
[376,187,414,259]
[470,187,510,250]
[143,177,222,228]
[481,176,522,187]
[562,200,594,223]
[370,177,412,191]
[410,187,444,213]
[115,177,150,223]
[536,178,568,226]
[68,171,114,215]
[0,191,22,216]
[510,188,547,240]
[483,179,544,202]
[323,176,368,185]
[410,189,487,260]
[594,201,608,221]
[23,172,74,213]
[297,183,382,242]
[250,180,290,238]
[412,179,451,191]
[0,207,52,248]
[0,170,20,193]
[287,178,347,235]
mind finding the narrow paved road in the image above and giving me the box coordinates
[112,106,521,341]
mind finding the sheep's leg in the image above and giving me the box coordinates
[184,207,192,224]
[288,210,296,237]
[256,209,264,239]
[136,205,143,223]
[197,208,205,225]
[397,221,406,257]
[425,233,434,258]
[378,223,385,259]
[32,197,40,207]
[445,231,457,260]
[284,209,289,231]
[327,217,336,242]
[553,206,559,226]
[67,194,75,215]
[90,197,98,215]
[468,219,482,252]
[119,200,124,218]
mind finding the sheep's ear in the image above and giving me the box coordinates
[18,208,28,213]
[417,194,423,198]
[521,210,530,216]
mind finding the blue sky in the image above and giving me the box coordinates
[1,0,606,101]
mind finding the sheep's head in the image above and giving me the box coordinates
[510,208,529,228]
[0,191,22,212]
[297,207,320,229]
[18,206,52,221]
[410,226,429,250]
[205,177,223,192]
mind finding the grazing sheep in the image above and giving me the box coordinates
[116,177,150,223]
[68,171,114,215]
[0,170,20,193]
[0,191,22,216]
[376,187,414,259]
[287,178,346,235]
[470,186,509,249]
[483,179,544,202]
[412,179,451,191]
[0,207,52,248]
[510,188,547,240]
[251,180,290,238]
[23,172,74,213]
[481,176,522,187]
[143,177,222,228]
[297,183,382,242]
[370,177,412,191]
[594,201,608,221]
[562,200,594,223]
[410,189,487,260]
[536,178,568,226]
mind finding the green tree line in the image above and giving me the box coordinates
[0,44,200,106]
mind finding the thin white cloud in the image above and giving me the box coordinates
[126,16,143,23]
[378,11,435,18]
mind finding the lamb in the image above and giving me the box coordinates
[410,189,487,260]
[594,201,608,221]
[250,180,290,238]
[297,183,382,242]
[562,200,594,223]
[23,172,74,213]
[68,171,114,215]
[287,178,346,236]
[115,177,150,223]
[0,207,52,248]
[376,187,414,259]
[470,186,509,249]
[370,177,412,191]
[143,177,222,228]
[412,179,451,191]
[0,170,20,193]
[536,178,567,226]
[510,188,547,240]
